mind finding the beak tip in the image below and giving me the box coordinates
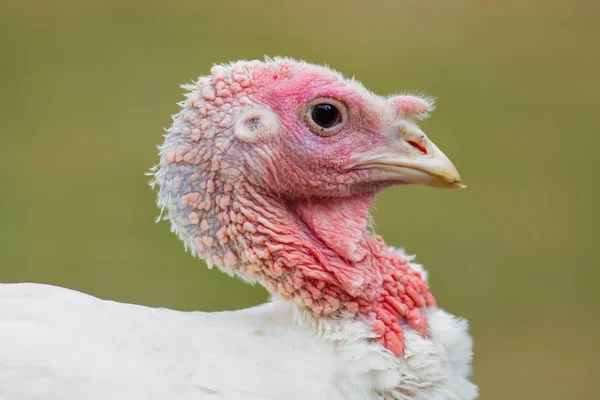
[441,179,466,189]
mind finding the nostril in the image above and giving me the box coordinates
[407,141,428,155]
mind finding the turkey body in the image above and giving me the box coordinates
[0,261,476,400]
[1,58,479,399]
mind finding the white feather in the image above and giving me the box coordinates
[0,254,476,399]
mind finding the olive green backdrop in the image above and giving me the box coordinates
[1,1,598,398]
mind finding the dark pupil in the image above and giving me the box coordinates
[311,103,340,129]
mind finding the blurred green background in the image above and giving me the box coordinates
[1,0,598,398]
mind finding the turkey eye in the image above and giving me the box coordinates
[311,103,342,129]
[304,98,347,136]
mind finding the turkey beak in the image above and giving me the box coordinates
[351,126,465,189]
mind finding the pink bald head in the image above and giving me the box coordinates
[208,59,393,198]
[152,58,462,355]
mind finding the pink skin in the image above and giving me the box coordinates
[388,95,433,119]
[154,59,438,356]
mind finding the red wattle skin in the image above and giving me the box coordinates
[288,194,436,355]
[289,195,374,292]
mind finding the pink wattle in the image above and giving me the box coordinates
[291,197,436,355]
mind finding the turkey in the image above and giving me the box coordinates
[0,58,477,400]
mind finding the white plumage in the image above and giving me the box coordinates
[0,250,476,400]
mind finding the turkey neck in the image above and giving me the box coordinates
[159,163,436,355]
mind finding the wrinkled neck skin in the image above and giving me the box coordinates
[156,158,435,355]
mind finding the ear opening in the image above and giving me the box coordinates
[388,94,435,120]
[234,109,280,143]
